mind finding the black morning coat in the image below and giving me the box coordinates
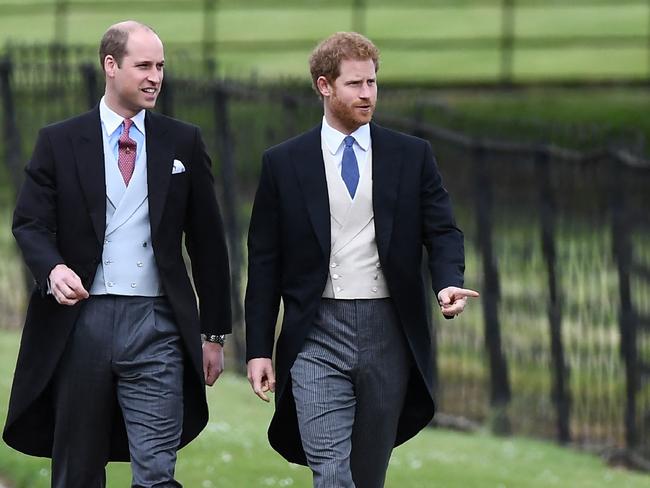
[245,122,465,464]
[3,107,232,460]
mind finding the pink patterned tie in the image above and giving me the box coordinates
[118,119,136,186]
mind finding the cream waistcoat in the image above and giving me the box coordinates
[321,140,390,299]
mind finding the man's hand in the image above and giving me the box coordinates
[203,342,224,386]
[247,357,275,402]
[438,286,479,317]
[49,264,89,306]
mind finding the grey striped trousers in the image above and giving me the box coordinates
[51,296,184,488]
[291,298,411,488]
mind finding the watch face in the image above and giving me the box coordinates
[205,334,225,345]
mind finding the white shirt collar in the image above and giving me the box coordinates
[321,116,371,155]
[99,96,146,137]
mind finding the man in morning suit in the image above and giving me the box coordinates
[3,21,231,488]
[245,32,479,488]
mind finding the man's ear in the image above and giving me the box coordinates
[104,55,117,77]
[316,76,332,97]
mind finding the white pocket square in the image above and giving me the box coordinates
[172,159,186,174]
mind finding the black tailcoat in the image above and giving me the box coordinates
[3,108,232,460]
[245,123,464,464]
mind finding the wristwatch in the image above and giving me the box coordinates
[202,334,226,346]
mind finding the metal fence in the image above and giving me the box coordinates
[1,54,649,464]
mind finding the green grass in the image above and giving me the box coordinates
[0,1,649,81]
[0,330,648,487]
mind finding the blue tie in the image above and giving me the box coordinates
[341,136,360,198]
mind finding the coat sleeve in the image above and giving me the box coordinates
[244,152,282,361]
[12,128,65,293]
[183,127,232,336]
[420,141,465,295]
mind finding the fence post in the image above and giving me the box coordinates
[80,63,99,110]
[54,0,69,45]
[158,78,175,117]
[203,0,218,77]
[0,58,23,193]
[647,0,650,82]
[0,57,34,297]
[281,93,298,140]
[499,0,515,84]
[352,0,367,34]
[473,141,511,433]
[535,147,571,444]
[609,153,639,450]
[212,83,246,372]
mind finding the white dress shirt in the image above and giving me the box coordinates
[321,116,371,181]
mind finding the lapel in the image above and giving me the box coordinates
[370,123,403,260]
[105,152,126,211]
[144,111,174,239]
[291,125,330,257]
[72,108,106,244]
[321,140,352,227]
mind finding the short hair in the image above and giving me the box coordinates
[309,32,380,96]
[98,21,157,71]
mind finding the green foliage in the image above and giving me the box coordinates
[436,88,650,145]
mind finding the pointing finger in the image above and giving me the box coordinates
[454,288,479,299]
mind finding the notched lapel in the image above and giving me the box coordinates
[73,110,106,244]
[291,126,330,257]
[145,112,173,239]
[371,124,403,260]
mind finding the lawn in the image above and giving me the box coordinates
[0,330,648,487]
[0,0,648,81]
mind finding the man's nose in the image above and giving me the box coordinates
[148,69,162,83]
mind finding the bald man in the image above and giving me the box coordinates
[3,21,231,487]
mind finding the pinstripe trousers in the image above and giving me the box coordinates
[51,296,184,488]
[291,298,411,488]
